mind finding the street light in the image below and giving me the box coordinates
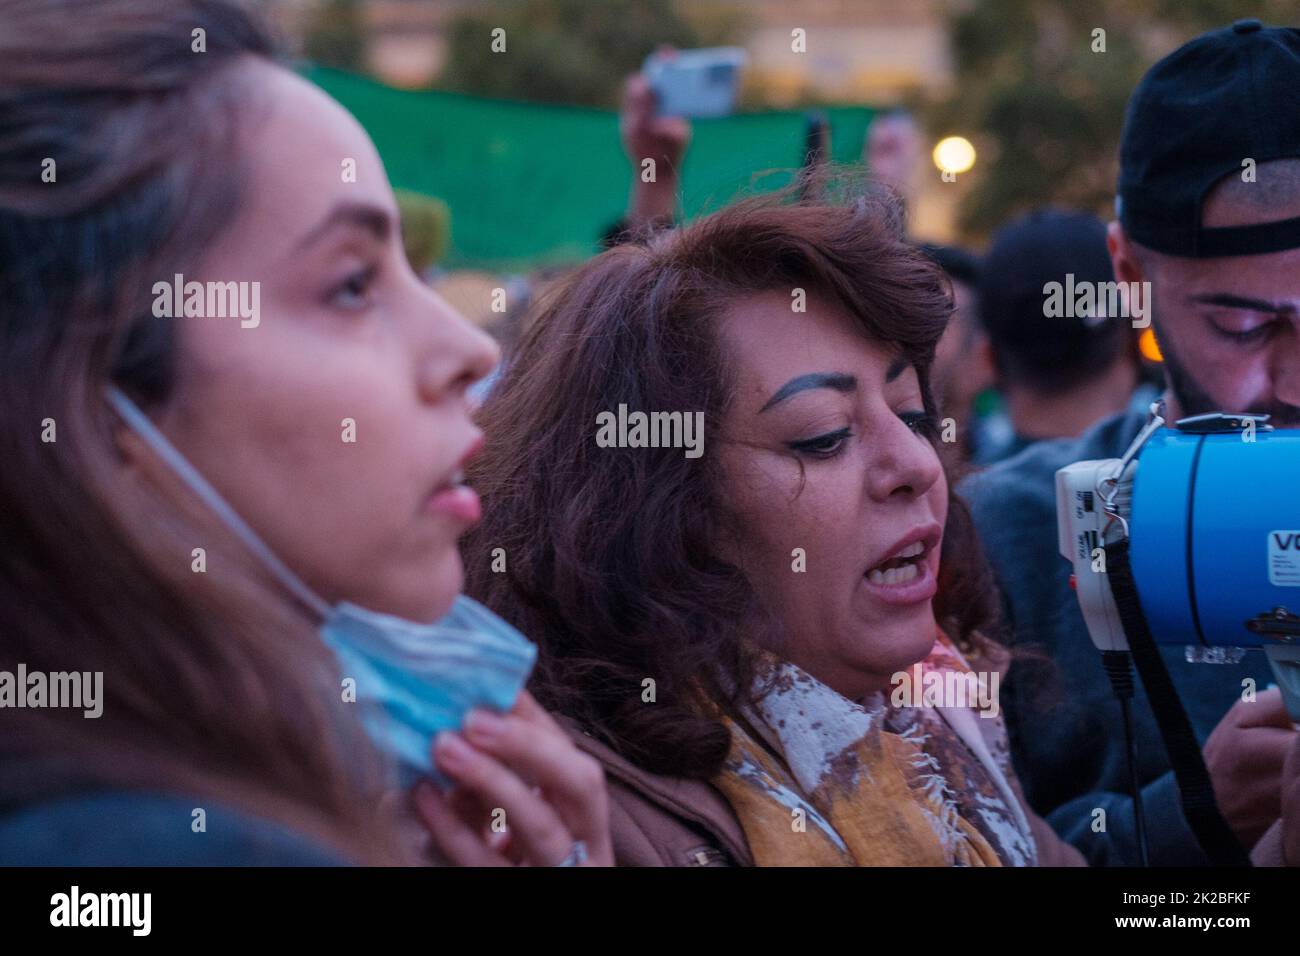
[933,136,976,175]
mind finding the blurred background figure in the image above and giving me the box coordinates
[972,209,1154,465]
[864,109,922,214]
[602,52,693,248]
[918,243,994,462]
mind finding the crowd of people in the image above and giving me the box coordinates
[1,0,1298,868]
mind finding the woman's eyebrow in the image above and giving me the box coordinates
[760,372,857,412]
[294,200,393,251]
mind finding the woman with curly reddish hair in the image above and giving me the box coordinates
[463,188,1086,866]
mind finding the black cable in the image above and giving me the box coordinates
[1104,537,1250,866]
[1102,649,1149,866]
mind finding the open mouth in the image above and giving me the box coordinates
[865,540,928,586]
[434,469,466,493]
[425,468,480,523]
[424,433,485,523]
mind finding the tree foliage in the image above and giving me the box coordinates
[303,0,366,72]
[438,0,737,108]
[931,0,1294,239]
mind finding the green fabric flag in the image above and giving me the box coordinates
[307,66,875,271]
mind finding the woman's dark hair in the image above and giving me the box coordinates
[0,0,403,862]
[463,182,1003,780]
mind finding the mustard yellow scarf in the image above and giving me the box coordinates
[710,634,1035,866]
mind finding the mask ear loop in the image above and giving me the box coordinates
[105,386,332,621]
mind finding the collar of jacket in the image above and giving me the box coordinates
[560,717,754,866]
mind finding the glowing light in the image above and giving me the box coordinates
[1139,327,1163,362]
[932,136,976,175]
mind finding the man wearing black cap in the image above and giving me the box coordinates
[961,21,1300,866]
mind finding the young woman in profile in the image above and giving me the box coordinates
[0,0,610,866]
[463,189,1088,866]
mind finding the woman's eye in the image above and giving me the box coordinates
[787,427,851,458]
[899,410,937,436]
[329,265,378,310]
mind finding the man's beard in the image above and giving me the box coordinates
[1154,318,1300,426]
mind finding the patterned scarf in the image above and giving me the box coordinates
[709,633,1036,866]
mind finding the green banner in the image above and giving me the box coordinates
[307,67,876,271]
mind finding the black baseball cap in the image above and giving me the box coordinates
[1117,20,1300,258]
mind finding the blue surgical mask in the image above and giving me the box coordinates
[106,387,536,785]
[321,596,536,784]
